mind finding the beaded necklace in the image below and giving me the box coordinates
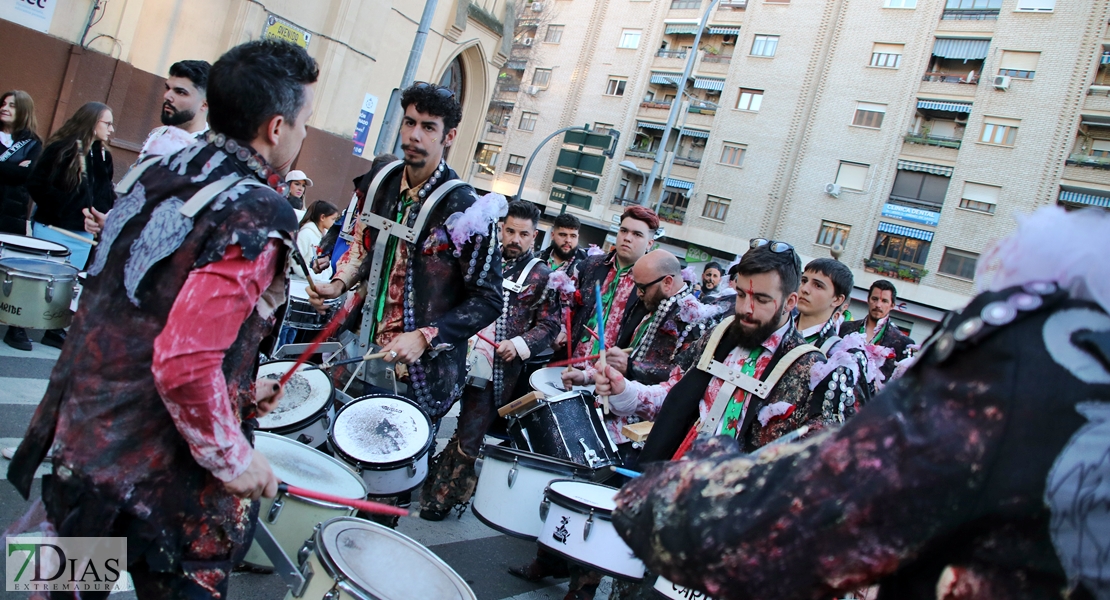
[492,251,533,401]
[205,132,288,195]
[631,284,689,362]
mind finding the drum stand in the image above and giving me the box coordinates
[253,521,310,597]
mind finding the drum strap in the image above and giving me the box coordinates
[0,139,32,163]
[114,156,163,195]
[179,176,263,218]
[503,257,542,294]
[819,335,841,356]
[342,160,404,240]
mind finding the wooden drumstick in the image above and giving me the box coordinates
[339,350,392,395]
[279,483,409,517]
[46,225,98,246]
[290,249,319,294]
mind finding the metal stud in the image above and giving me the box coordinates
[225,139,239,154]
[1023,281,1057,296]
[825,390,835,400]
[932,332,955,363]
[953,317,983,342]
[981,301,1018,326]
[1007,293,1042,312]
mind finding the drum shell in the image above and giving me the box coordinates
[0,258,78,329]
[508,391,619,470]
[285,279,341,330]
[653,575,715,599]
[471,444,609,540]
[328,395,434,496]
[256,361,336,448]
[537,480,645,581]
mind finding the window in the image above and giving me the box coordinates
[870,43,903,68]
[816,221,850,247]
[946,0,1002,9]
[720,143,747,167]
[998,51,1039,79]
[474,143,501,175]
[545,25,564,44]
[939,248,978,280]
[959,182,999,213]
[873,232,931,266]
[505,154,526,175]
[1015,0,1054,10]
[519,111,538,131]
[593,122,614,135]
[736,88,763,111]
[702,195,730,221]
[980,116,1019,146]
[670,0,702,8]
[533,68,552,88]
[835,161,869,191]
[751,35,779,57]
[1092,140,1110,159]
[619,29,642,49]
[852,102,887,129]
[884,0,916,7]
[605,78,627,96]
[890,170,950,209]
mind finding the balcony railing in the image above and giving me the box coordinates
[658,205,688,225]
[487,123,507,135]
[656,49,688,59]
[921,72,980,84]
[940,8,999,19]
[718,0,747,8]
[612,195,640,206]
[1090,85,1110,96]
[687,105,717,115]
[904,132,963,149]
[640,101,672,110]
[1066,153,1110,169]
[701,54,732,64]
[626,148,656,158]
[497,83,521,94]
[673,156,703,167]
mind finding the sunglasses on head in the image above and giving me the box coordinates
[750,238,802,271]
[413,82,456,99]
[635,274,668,294]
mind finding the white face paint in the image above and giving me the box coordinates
[1043,308,1110,384]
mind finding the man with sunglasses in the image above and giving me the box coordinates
[838,279,915,380]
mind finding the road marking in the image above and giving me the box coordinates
[0,377,48,404]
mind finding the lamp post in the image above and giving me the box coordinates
[642,0,720,211]
[654,92,719,214]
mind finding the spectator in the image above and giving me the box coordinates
[135,60,210,162]
[294,199,339,283]
[0,90,43,351]
[285,169,312,212]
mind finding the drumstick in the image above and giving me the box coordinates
[279,483,409,517]
[290,249,319,294]
[476,332,497,346]
[544,347,632,369]
[339,350,391,395]
[593,283,609,414]
[584,326,600,341]
[564,309,573,373]
[46,225,98,246]
[278,292,358,387]
[610,466,641,479]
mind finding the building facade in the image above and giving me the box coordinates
[469,0,1110,339]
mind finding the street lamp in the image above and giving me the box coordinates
[654,90,719,214]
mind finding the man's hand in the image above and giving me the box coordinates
[255,378,284,417]
[496,340,519,362]
[224,450,279,500]
[312,256,330,273]
[561,367,589,388]
[307,280,344,313]
[18,160,30,167]
[553,330,567,350]
[593,363,626,396]
[381,331,429,364]
[82,207,107,235]
[605,347,629,375]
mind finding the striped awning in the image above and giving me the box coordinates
[1059,189,1110,208]
[505,60,527,70]
[665,23,701,34]
[650,72,684,86]
[680,128,710,139]
[638,120,667,131]
[489,100,515,108]
[897,160,953,177]
[707,25,742,35]
[931,38,990,60]
[1102,52,1110,65]
[877,222,934,242]
[916,100,972,113]
[664,178,694,190]
[693,76,726,91]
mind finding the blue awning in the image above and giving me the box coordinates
[932,38,990,60]
[877,222,934,242]
[917,100,972,113]
[650,72,683,86]
[1059,189,1110,208]
[665,178,694,190]
[665,23,701,34]
[707,25,742,35]
[680,128,710,139]
[637,120,667,131]
[1102,52,1110,65]
[693,77,726,91]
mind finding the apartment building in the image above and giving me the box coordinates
[470,0,1110,339]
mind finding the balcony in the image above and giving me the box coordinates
[1067,154,1110,169]
[497,83,520,94]
[658,205,688,225]
[487,123,507,135]
[612,195,640,206]
[673,156,702,167]
[718,0,747,8]
[626,147,656,159]
[921,72,979,85]
[641,101,672,110]
[904,132,962,149]
[941,9,999,19]
[656,49,688,59]
[700,54,732,64]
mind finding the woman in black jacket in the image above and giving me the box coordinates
[0,90,44,351]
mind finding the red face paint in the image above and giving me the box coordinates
[748,279,756,314]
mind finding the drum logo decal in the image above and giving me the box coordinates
[552,517,570,544]
[0,302,21,316]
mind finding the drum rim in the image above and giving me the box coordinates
[0,235,71,257]
[328,394,434,470]
[469,504,539,541]
[0,258,80,279]
[535,541,645,582]
[543,478,619,519]
[313,516,475,599]
[255,404,332,434]
[479,444,599,478]
[252,431,369,499]
[255,361,335,428]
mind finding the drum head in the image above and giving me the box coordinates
[256,361,333,430]
[320,517,474,600]
[253,432,367,499]
[530,367,595,397]
[0,234,70,257]
[0,257,79,277]
[547,480,618,514]
[288,278,312,300]
[331,395,432,467]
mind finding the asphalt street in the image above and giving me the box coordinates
[0,325,621,599]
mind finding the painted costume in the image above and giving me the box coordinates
[568,250,640,363]
[839,314,915,380]
[613,282,1110,600]
[539,244,587,273]
[8,135,297,597]
[801,315,885,422]
[334,160,503,421]
[422,251,561,516]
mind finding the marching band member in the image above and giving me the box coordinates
[839,279,915,380]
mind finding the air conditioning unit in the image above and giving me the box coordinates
[992,75,1011,90]
[525,85,540,95]
[531,1,544,11]
[825,183,841,197]
[722,34,737,45]
[522,37,534,46]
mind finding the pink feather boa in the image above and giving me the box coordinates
[445,192,507,255]
[546,269,577,295]
[676,294,726,323]
[809,332,891,391]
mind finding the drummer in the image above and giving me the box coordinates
[420,200,561,521]
[7,39,317,599]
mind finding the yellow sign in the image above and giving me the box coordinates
[263,14,310,49]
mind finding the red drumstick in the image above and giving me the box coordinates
[546,347,632,369]
[278,298,355,387]
[477,331,497,346]
[585,326,600,340]
[279,483,409,517]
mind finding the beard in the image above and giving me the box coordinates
[725,309,785,351]
[401,143,430,169]
[503,243,524,259]
[553,243,577,261]
[161,104,195,127]
[702,279,717,292]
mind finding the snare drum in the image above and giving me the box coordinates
[472,444,610,540]
[538,479,645,581]
[530,367,595,398]
[328,395,433,496]
[0,233,71,263]
[509,390,619,470]
[0,258,79,329]
[654,575,715,599]
[466,348,492,389]
[256,361,335,447]
[285,277,342,330]
[242,432,368,569]
[289,516,475,600]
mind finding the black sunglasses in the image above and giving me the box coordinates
[635,274,668,294]
[750,238,802,271]
[413,82,456,99]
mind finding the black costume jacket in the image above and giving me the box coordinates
[839,316,915,379]
[0,130,42,234]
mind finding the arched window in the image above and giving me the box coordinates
[439,56,466,109]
